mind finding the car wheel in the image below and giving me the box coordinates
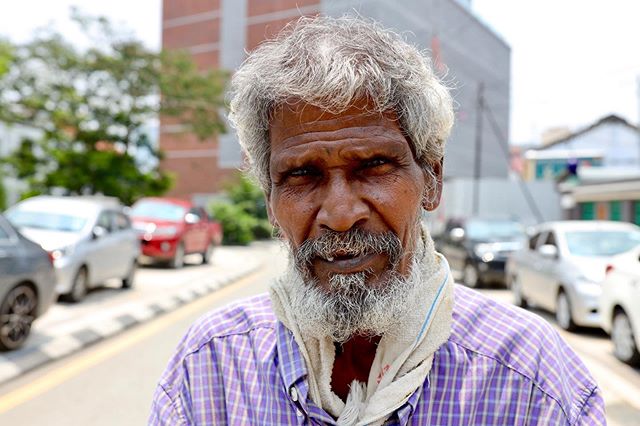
[556,290,576,331]
[511,275,528,308]
[201,241,214,265]
[612,309,640,366]
[170,243,185,269]
[463,263,481,288]
[0,284,38,351]
[66,267,89,303]
[122,260,137,289]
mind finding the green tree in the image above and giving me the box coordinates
[0,10,228,205]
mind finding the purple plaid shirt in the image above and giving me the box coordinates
[149,285,605,425]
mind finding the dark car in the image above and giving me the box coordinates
[439,218,526,288]
[0,214,57,351]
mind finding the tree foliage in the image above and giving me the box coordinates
[210,175,272,245]
[0,10,228,205]
[0,39,13,78]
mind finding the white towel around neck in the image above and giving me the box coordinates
[270,230,454,426]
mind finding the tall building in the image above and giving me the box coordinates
[161,0,510,201]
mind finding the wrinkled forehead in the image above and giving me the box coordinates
[269,99,404,146]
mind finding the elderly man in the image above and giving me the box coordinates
[150,17,605,425]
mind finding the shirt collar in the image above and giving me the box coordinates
[277,321,340,424]
[275,320,310,393]
[276,319,430,425]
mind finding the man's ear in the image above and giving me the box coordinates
[422,158,443,211]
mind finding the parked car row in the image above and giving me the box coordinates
[0,195,223,351]
[436,216,640,367]
[505,220,640,366]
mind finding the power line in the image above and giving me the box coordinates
[482,98,545,223]
[472,82,484,216]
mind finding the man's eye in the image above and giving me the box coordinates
[284,167,321,182]
[363,158,388,168]
[361,157,396,171]
[289,167,316,177]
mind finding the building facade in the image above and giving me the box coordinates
[522,115,640,181]
[561,178,640,225]
[161,0,511,201]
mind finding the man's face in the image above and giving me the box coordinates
[268,101,442,291]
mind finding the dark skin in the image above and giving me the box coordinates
[267,100,443,401]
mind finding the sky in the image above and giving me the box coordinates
[1,0,638,146]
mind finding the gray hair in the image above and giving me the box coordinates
[228,15,454,192]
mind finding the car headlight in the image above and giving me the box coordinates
[50,245,75,260]
[153,226,178,236]
[473,244,495,262]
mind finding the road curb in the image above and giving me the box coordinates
[0,260,262,385]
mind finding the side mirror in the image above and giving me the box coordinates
[184,213,200,224]
[449,227,465,243]
[92,225,108,240]
[538,244,558,259]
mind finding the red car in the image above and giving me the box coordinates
[130,197,222,268]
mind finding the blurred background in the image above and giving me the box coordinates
[0,1,638,425]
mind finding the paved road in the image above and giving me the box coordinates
[0,242,288,425]
[0,243,638,425]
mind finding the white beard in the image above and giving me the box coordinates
[285,242,424,343]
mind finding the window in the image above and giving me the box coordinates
[528,232,542,250]
[565,230,640,256]
[96,212,113,233]
[542,231,557,247]
[609,201,622,221]
[131,201,186,221]
[114,213,131,230]
[197,208,208,222]
[580,202,595,220]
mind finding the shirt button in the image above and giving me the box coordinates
[295,408,304,418]
[289,387,299,402]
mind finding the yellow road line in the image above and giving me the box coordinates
[0,271,262,414]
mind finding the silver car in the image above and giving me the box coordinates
[600,247,640,365]
[0,214,57,350]
[6,196,140,303]
[506,221,640,331]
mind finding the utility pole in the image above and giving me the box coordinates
[637,76,640,167]
[472,82,484,216]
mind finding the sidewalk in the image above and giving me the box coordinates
[0,243,270,385]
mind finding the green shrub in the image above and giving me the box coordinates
[0,174,6,211]
[210,201,258,245]
[209,175,272,245]
[252,218,274,240]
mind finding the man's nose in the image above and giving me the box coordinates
[316,174,369,232]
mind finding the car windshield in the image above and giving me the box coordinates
[565,230,640,256]
[466,220,525,240]
[131,200,186,221]
[6,210,87,232]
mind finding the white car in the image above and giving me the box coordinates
[600,247,640,365]
[6,196,140,303]
[506,221,640,331]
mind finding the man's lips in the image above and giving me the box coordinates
[314,252,381,274]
